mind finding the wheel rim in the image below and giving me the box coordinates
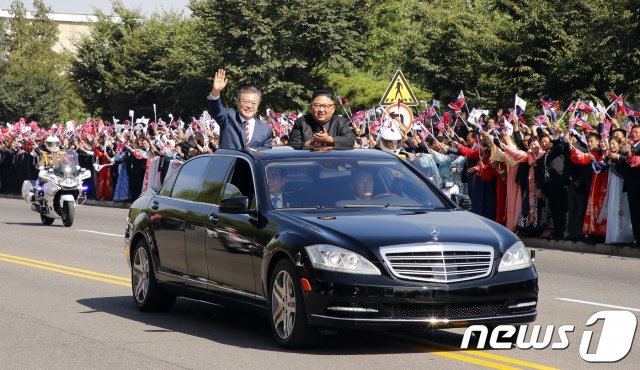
[132,246,150,303]
[271,270,296,339]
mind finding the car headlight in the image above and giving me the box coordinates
[304,245,381,275]
[498,241,532,272]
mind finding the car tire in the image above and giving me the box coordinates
[131,238,175,312]
[268,259,323,349]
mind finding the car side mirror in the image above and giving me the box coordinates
[451,193,472,210]
[219,196,250,214]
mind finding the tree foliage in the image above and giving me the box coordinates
[190,0,372,111]
[70,2,213,119]
[4,0,640,120]
[0,0,71,124]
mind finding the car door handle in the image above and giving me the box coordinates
[151,201,159,211]
[208,214,218,225]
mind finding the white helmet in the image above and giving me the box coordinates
[377,126,402,154]
[45,136,60,153]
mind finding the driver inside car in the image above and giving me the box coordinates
[351,169,375,201]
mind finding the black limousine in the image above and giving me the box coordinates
[125,148,537,348]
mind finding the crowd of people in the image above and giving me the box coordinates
[1,69,640,247]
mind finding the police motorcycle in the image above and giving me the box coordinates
[376,125,471,210]
[22,136,91,227]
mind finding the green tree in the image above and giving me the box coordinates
[71,2,213,119]
[0,0,71,124]
[190,0,373,111]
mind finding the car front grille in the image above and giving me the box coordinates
[382,302,504,319]
[380,243,494,283]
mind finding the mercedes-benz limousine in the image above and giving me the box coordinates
[124,148,538,348]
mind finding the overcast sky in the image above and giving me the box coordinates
[0,0,192,15]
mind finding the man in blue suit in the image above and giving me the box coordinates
[207,69,272,150]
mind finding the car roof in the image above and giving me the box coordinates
[213,148,398,161]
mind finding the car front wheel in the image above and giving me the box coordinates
[131,238,175,312]
[268,259,322,349]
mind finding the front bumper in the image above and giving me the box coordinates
[302,267,538,330]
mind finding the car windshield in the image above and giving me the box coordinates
[264,157,450,210]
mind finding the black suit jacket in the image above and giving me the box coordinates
[288,114,355,150]
[621,142,640,191]
[207,96,272,150]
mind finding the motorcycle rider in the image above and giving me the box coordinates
[36,136,61,186]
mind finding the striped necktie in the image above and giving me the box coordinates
[243,121,250,145]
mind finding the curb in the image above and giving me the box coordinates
[522,238,640,259]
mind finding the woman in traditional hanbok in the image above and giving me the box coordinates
[599,137,633,244]
[112,143,131,202]
[569,133,608,239]
[503,136,549,234]
[429,148,467,195]
[93,145,114,201]
[491,136,522,231]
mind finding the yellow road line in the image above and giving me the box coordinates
[0,252,130,282]
[0,251,556,369]
[423,339,558,370]
[381,332,558,370]
[423,347,521,369]
[0,256,130,288]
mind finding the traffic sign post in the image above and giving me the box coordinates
[385,103,414,131]
[380,70,418,107]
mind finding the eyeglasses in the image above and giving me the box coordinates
[240,100,259,106]
[311,103,335,110]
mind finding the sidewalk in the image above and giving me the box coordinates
[522,237,640,259]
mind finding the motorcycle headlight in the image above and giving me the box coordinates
[304,245,380,275]
[498,241,532,272]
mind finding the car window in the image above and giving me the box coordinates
[158,168,179,197]
[170,157,209,201]
[222,158,255,201]
[195,155,234,204]
[264,157,449,209]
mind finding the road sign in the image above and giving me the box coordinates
[380,70,418,107]
[385,103,414,131]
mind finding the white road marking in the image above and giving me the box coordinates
[556,298,640,313]
[77,229,122,238]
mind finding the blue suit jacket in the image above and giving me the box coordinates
[207,96,273,150]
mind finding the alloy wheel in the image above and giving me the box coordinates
[132,246,150,303]
[271,270,297,339]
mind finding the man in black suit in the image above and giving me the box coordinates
[207,69,272,150]
[535,126,570,239]
[266,166,290,209]
[288,90,355,149]
[615,125,640,245]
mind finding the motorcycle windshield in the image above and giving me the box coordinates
[51,150,80,178]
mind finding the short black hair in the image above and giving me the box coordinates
[585,132,601,141]
[311,90,334,100]
[612,128,626,136]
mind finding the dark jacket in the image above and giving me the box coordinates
[207,96,272,150]
[288,114,355,150]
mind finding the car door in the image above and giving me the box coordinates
[183,155,234,287]
[207,156,259,297]
[149,156,208,276]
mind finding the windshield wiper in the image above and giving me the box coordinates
[343,204,389,208]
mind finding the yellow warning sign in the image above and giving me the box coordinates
[380,70,418,106]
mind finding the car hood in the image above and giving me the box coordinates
[284,208,515,259]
